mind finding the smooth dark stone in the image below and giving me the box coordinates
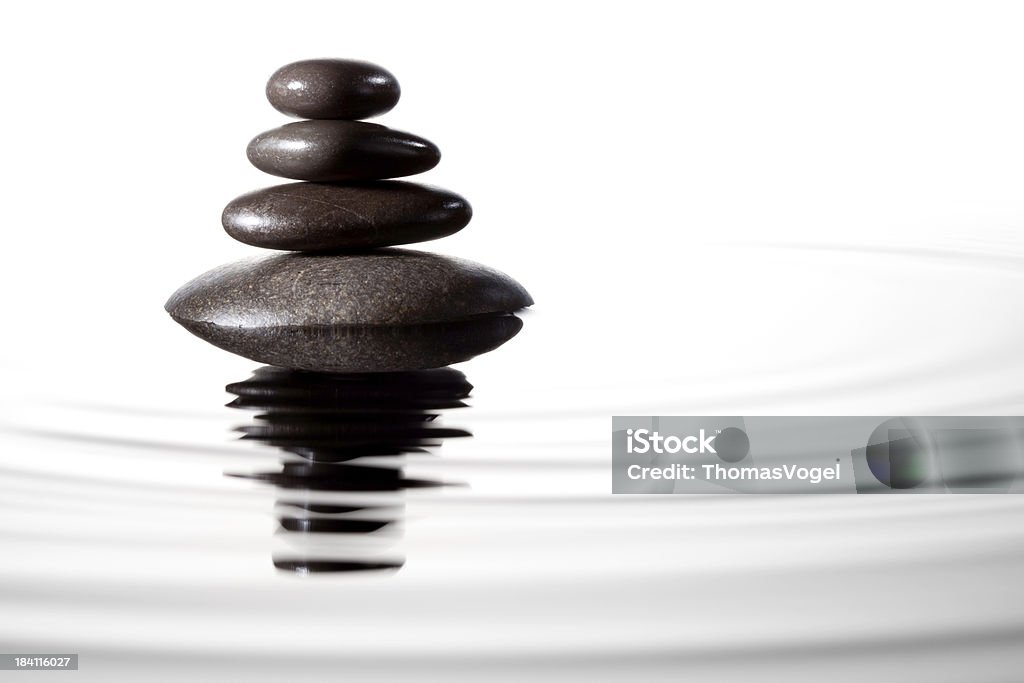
[247,121,440,182]
[222,181,471,251]
[167,250,531,326]
[165,250,532,372]
[266,59,400,120]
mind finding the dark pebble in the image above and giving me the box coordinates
[165,250,532,372]
[266,58,400,120]
[247,121,440,182]
[222,181,471,251]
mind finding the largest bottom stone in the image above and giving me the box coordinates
[165,249,533,372]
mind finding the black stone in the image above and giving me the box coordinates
[222,181,471,251]
[165,250,532,372]
[266,59,400,120]
[247,121,440,182]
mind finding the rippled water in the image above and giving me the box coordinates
[2,245,1024,681]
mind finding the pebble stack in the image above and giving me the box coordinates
[166,59,532,372]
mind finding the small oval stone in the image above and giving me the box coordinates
[247,121,440,182]
[222,181,471,251]
[266,59,400,120]
[165,250,533,372]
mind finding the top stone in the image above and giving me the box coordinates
[266,59,400,120]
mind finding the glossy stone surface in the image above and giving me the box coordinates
[247,121,440,182]
[165,250,533,372]
[266,59,400,120]
[222,181,471,251]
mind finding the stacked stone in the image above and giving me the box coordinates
[166,59,532,373]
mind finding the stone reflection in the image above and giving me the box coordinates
[225,366,472,574]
